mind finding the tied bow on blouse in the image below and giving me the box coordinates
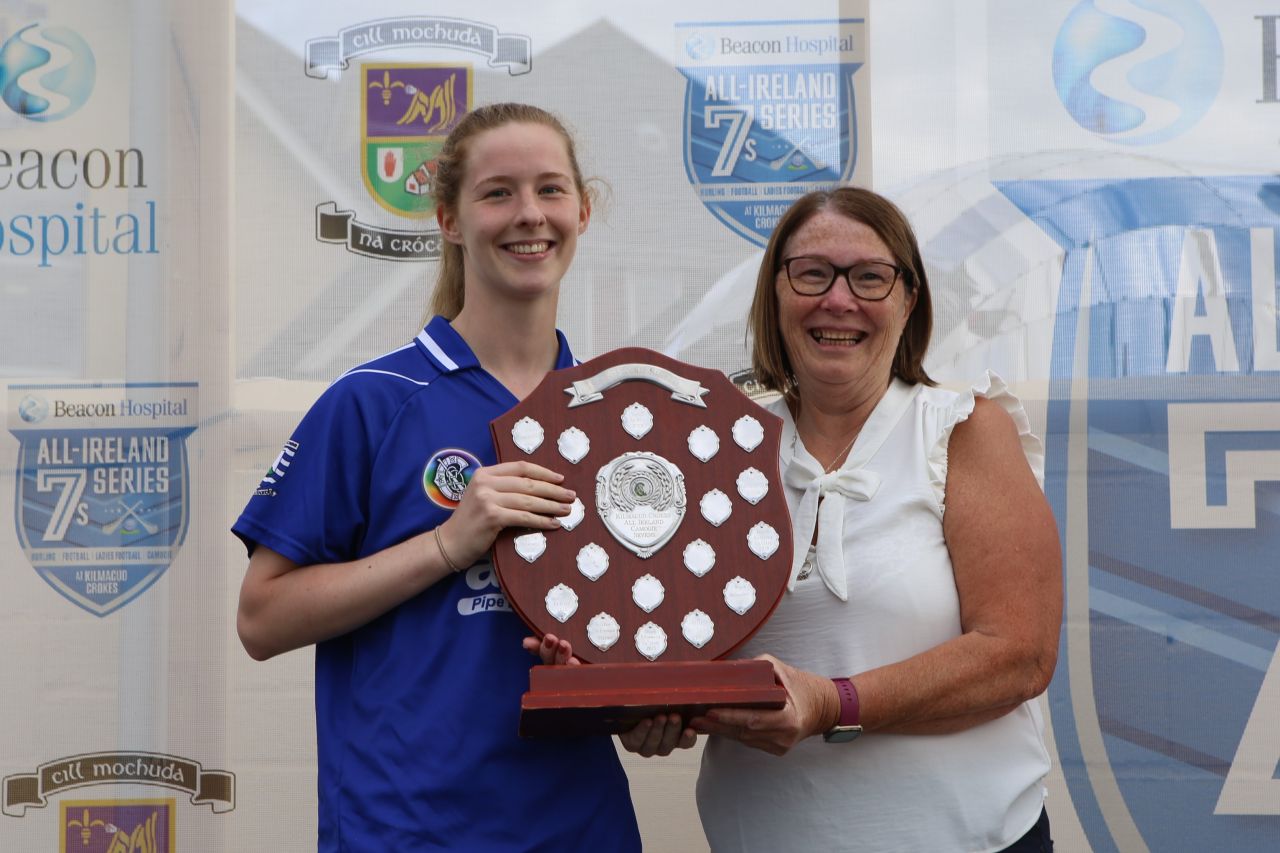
[780,379,921,602]
[784,457,880,601]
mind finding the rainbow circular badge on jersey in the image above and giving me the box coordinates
[423,448,481,508]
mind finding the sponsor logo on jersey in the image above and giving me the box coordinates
[7,383,197,617]
[1052,0,1222,145]
[455,560,511,615]
[676,18,866,246]
[423,447,480,508]
[999,174,1280,851]
[60,798,174,852]
[0,22,95,122]
[307,17,529,262]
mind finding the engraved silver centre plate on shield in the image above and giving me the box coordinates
[595,450,687,559]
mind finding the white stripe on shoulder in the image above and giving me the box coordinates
[417,329,460,371]
[385,341,417,355]
[334,368,432,387]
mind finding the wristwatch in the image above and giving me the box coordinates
[822,677,863,743]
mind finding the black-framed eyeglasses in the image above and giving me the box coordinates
[780,257,902,301]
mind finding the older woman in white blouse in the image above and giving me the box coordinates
[687,187,1063,853]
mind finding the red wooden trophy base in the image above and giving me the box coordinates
[519,658,785,738]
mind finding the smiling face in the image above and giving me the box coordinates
[437,121,590,309]
[775,208,916,400]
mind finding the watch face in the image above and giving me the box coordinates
[823,725,862,743]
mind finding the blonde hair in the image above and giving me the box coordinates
[748,187,935,400]
[428,103,593,320]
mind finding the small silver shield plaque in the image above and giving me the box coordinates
[681,609,715,648]
[576,542,610,581]
[635,621,669,660]
[545,583,579,623]
[621,402,654,439]
[595,451,686,559]
[512,416,545,454]
[515,531,547,563]
[587,612,621,651]
[560,498,586,531]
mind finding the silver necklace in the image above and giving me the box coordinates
[822,429,860,473]
[795,427,859,581]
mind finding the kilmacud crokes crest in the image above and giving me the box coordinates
[7,383,197,617]
[489,348,792,667]
[596,452,686,558]
[308,18,530,261]
[60,799,174,851]
[362,63,470,217]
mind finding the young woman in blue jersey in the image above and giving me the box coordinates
[233,103,641,852]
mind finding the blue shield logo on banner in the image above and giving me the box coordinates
[680,64,858,246]
[997,176,1280,851]
[8,383,198,616]
[676,19,866,246]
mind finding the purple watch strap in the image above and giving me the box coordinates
[832,677,860,727]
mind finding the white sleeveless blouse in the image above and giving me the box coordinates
[697,374,1052,853]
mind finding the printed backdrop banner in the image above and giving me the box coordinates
[1,1,1277,851]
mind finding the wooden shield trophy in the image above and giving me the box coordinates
[490,348,792,737]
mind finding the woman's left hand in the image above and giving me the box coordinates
[689,654,838,756]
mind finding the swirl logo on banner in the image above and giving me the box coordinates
[1051,0,1222,145]
[0,22,95,122]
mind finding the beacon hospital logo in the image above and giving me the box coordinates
[308,16,529,262]
[0,22,160,270]
[991,6,1280,849]
[676,18,867,246]
[0,22,95,122]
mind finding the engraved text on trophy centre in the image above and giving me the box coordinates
[595,451,687,558]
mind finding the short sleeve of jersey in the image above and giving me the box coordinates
[232,378,382,566]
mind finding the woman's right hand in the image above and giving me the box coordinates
[439,461,575,567]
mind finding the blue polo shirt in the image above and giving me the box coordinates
[233,316,640,852]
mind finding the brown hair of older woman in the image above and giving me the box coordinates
[748,186,935,400]
[428,103,595,320]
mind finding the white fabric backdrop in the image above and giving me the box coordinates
[2,2,1277,850]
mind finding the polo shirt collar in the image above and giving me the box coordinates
[416,315,576,373]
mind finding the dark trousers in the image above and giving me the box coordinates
[998,807,1053,853]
